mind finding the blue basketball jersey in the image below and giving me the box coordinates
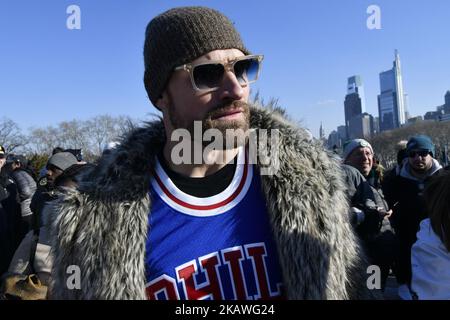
[145,147,284,300]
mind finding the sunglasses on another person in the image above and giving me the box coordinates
[175,55,263,93]
[408,150,431,158]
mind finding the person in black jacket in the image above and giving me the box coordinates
[0,146,22,278]
[8,155,37,235]
[4,160,94,295]
[382,135,443,299]
[343,139,397,291]
[30,152,79,229]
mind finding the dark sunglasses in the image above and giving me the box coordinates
[175,55,263,93]
[408,150,430,158]
[0,154,6,159]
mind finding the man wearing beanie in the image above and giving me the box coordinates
[342,139,396,292]
[383,134,442,299]
[5,153,93,297]
[50,6,376,300]
[29,152,79,232]
[45,152,79,188]
[343,139,375,177]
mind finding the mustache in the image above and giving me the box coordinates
[205,100,250,120]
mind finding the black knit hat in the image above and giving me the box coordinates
[143,6,250,106]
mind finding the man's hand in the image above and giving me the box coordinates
[377,208,392,218]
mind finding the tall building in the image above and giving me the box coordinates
[377,50,406,131]
[327,125,347,149]
[423,91,450,118]
[373,117,380,135]
[344,75,366,139]
[445,90,450,114]
[327,130,340,149]
[347,76,366,112]
[319,122,325,140]
[424,111,442,121]
[404,93,410,121]
[337,125,347,141]
[348,113,373,139]
[344,93,362,138]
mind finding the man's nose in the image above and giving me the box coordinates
[218,71,245,101]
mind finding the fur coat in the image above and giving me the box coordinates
[49,106,378,300]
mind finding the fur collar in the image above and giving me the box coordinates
[50,105,377,300]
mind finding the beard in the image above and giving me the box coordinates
[410,159,432,175]
[411,163,427,173]
[167,97,251,149]
[202,100,250,133]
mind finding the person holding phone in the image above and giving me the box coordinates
[343,139,397,291]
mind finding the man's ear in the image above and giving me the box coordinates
[155,91,169,112]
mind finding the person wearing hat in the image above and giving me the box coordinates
[0,145,7,170]
[45,152,79,188]
[343,139,396,291]
[343,139,375,178]
[49,7,376,300]
[30,152,79,231]
[403,135,440,180]
[382,134,443,299]
[0,146,22,278]
[35,152,86,231]
[4,153,93,298]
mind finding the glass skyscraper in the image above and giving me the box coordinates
[344,75,366,139]
[347,75,366,113]
[377,50,406,131]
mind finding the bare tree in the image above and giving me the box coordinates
[58,120,90,152]
[28,126,63,155]
[25,115,138,158]
[0,117,27,152]
[86,115,118,155]
[116,115,137,137]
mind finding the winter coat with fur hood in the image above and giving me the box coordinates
[49,106,379,300]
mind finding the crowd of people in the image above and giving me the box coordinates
[2,134,448,300]
[341,135,450,299]
[1,6,449,300]
[0,146,96,298]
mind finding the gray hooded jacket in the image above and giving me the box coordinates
[49,106,378,300]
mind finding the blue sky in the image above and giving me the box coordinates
[1,0,449,138]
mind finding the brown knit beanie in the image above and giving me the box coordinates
[143,6,250,106]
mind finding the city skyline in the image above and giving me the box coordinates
[329,49,449,142]
[1,0,449,140]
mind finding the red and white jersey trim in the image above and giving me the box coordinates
[151,147,253,217]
